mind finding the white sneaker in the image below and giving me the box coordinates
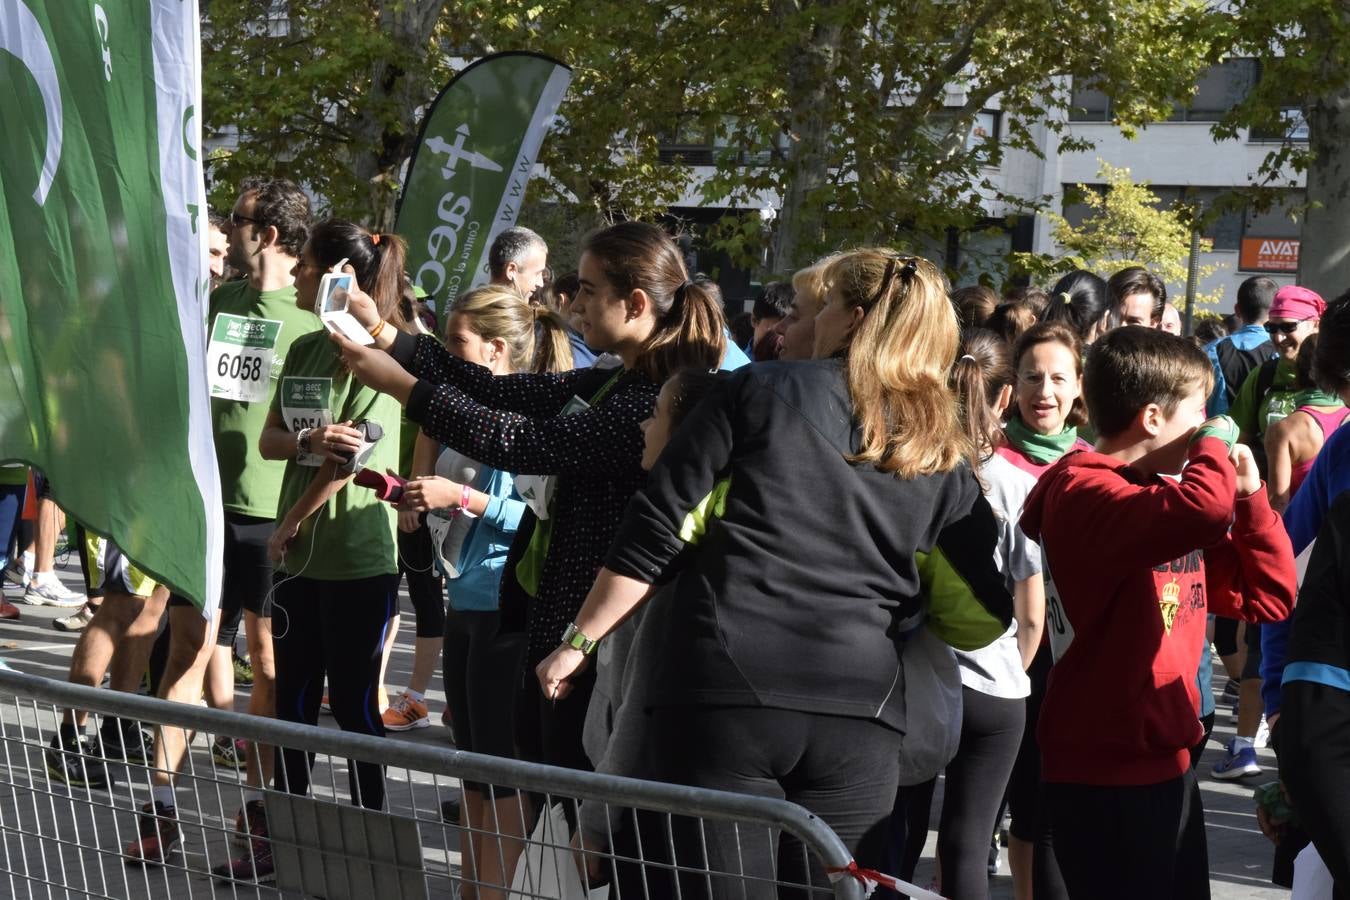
[53,605,96,632]
[21,574,86,608]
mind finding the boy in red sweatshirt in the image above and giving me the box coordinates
[1020,326,1296,900]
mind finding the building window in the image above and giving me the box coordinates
[1170,59,1257,122]
[1059,184,1242,252]
[1070,60,1257,123]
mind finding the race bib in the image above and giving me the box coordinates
[1041,550,1075,662]
[207,313,283,403]
[280,376,333,467]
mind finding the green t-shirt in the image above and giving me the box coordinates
[270,331,400,580]
[1229,357,1298,442]
[208,280,318,518]
[398,413,419,477]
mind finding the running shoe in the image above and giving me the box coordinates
[382,692,431,731]
[45,732,109,789]
[96,719,155,766]
[20,573,85,608]
[3,557,30,589]
[212,736,249,770]
[124,801,180,864]
[320,694,332,714]
[0,599,19,620]
[1212,739,1262,780]
[213,800,274,883]
[1221,677,1240,701]
[233,653,254,686]
[53,604,96,632]
[229,798,267,850]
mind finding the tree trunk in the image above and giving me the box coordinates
[346,0,448,230]
[772,0,845,273]
[1298,2,1350,298]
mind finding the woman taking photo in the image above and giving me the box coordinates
[537,249,1013,897]
[216,220,406,883]
[330,221,725,772]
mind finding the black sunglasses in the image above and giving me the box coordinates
[1264,320,1308,336]
[230,211,261,227]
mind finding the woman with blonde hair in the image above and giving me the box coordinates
[389,285,571,900]
[538,249,1013,896]
[772,251,842,360]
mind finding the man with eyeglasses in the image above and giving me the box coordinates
[1210,284,1325,787]
[122,178,315,870]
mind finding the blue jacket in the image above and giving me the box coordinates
[1205,325,1274,417]
[1262,423,1350,715]
[444,465,526,612]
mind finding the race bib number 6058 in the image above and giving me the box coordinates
[207,313,283,403]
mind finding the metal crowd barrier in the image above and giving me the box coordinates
[0,667,869,900]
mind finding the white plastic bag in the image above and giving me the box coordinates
[428,448,479,577]
[509,803,609,900]
[1292,842,1334,899]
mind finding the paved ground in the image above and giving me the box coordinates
[0,559,1293,899]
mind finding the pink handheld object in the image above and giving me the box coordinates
[353,468,406,503]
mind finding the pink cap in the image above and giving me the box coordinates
[1269,285,1326,321]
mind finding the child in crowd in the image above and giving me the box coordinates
[892,329,1043,899]
[1020,326,1296,899]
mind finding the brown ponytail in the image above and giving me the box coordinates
[531,304,576,374]
[307,220,408,332]
[581,222,726,383]
[951,329,1014,461]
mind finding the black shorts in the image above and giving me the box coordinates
[168,512,275,646]
[444,608,526,793]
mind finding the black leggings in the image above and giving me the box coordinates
[272,573,398,810]
[889,689,1024,899]
[1044,771,1208,900]
[398,521,444,638]
[642,705,902,900]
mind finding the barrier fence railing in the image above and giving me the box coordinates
[0,667,870,900]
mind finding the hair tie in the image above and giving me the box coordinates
[959,354,977,363]
[674,279,693,304]
[371,233,382,247]
[1059,291,1072,305]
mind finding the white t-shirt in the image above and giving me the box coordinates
[955,452,1040,699]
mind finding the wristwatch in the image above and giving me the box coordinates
[561,623,598,656]
[296,427,313,458]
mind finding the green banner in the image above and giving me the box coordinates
[0,1,221,608]
[397,52,572,310]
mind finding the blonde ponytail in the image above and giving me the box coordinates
[827,250,970,478]
[531,304,576,374]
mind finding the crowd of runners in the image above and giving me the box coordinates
[4,175,1350,900]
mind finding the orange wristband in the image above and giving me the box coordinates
[368,319,386,339]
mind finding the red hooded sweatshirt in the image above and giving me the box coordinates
[1019,437,1296,785]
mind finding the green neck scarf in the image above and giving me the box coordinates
[1004,414,1080,465]
[1294,388,1343,409]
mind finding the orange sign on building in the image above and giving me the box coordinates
[1239,237,1300,273]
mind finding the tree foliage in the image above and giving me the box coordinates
[202,0,1226,271]
[1019,161,1222,307]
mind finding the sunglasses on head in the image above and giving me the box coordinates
[1264,320,1308,336]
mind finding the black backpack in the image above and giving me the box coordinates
[1215,337,1277,411]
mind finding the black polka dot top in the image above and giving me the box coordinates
[399,332,656,664]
